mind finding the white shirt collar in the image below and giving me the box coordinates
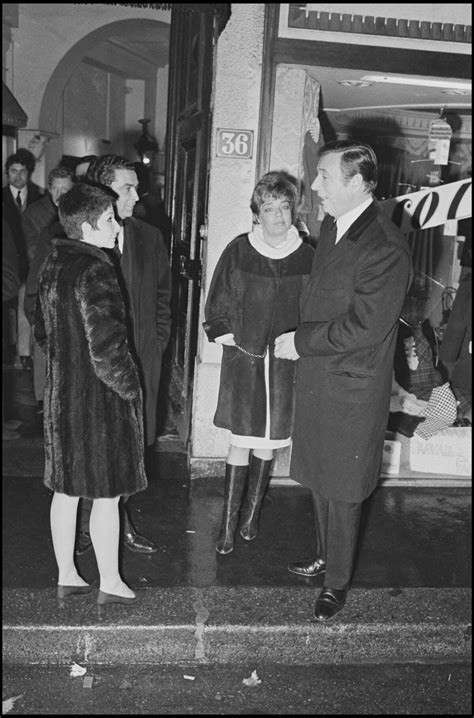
[116,224,124,253]
[10,184,27,207]
[335,197,373,243]
[248,223,302,259]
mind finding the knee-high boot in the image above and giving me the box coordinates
[239,456,273,541]
[216,464,249,555]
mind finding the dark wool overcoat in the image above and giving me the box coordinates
[291,201,413,502]
[34,238,148,499]
[120,217,171,446]
[3,183,44,280]
[203,233,314,439]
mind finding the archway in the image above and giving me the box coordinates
[38,18,170,175]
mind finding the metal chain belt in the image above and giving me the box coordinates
[234,343,267,359]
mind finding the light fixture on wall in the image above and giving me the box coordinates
[134,119,158,166]
[360,75,471,92]
[338,80,372,88]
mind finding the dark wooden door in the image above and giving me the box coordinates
[163,6,215,447]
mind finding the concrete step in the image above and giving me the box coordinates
[3,587,471,666]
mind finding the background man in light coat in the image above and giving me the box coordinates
[275,140,413,622]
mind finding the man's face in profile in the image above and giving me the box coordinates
[109,169,140,219]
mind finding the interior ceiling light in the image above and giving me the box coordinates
[361,75,471,92]
[338,80,372,88]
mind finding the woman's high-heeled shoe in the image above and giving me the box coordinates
[97,590,137,617]
[97,590,137,606]
[57,584,93,607]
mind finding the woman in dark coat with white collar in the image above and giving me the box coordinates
[203,171,314,554]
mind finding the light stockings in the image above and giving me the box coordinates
[50,492,86,587]
[89,496,134,598]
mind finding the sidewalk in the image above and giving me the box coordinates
[2,365,472,666]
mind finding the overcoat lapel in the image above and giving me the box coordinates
[122,221,144,349]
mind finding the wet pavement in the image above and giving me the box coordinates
[2,365,472,667]
[3,662,472,715]
[2,456,472,591]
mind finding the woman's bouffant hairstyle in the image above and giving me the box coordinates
[319,140,378,193]
[86,154,135,188]
[58,183,115,240]
[250,170,300,221]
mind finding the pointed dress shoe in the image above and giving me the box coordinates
[97,590,138,617]
[313,587,347,623]
[57,583,93,607]
[97,590,137,606]
[123,528,158,554]
[288,557,326,577]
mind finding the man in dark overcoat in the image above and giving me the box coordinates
[75,155,172,555]
[22,166,75,405]
[3,148,44,370]
[275,140,413,622]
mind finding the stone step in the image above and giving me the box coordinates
[3,587,471,666]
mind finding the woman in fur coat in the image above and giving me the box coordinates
[203,171,314,554]
[35,183,147,608]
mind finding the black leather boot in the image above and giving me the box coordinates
[75,498,93,557]
[216,464,249,554]
[239,456,272,541]
[122,505,158,554]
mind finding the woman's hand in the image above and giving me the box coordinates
[215,333,236,346]
[274,332,299,360]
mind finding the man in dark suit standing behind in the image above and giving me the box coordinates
[75,154,172,555]
[3,149,44,369]
[275,140,413,622]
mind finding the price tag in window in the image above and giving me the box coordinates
[216,129,253,159]
[428,118,452,166]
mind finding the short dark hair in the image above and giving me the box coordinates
[250,170,300,220]
[86,154,135,188]
[319,140,378,193]
[47,166,76,187]
[58,183,115,240]
[5,148,36,175]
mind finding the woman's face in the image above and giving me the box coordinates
[82,205,119,248]
[257,195,292,245]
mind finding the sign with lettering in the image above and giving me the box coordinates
[216,129,253,159]
[382,178,471,234]
[428,118,452,165]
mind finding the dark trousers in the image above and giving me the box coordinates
[78,496,130,534]
[311,490,363,590]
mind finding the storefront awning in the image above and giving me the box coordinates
[3,82,28,128]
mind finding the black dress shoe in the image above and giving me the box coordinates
[314,587,347,623]
[123,529,158,554]
[75,532,93,557]
[288,557,326,577]
[19,355,33,371]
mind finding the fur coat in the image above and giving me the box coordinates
[34,238,147,498]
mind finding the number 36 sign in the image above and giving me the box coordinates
[216,129,254,159]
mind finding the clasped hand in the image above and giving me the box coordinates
[274,332,299,360]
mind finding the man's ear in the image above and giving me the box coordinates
[350,173,364,193]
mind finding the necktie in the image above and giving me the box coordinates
[326,217,337,244]
[113,238,122,258]
[16,191,22,211]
